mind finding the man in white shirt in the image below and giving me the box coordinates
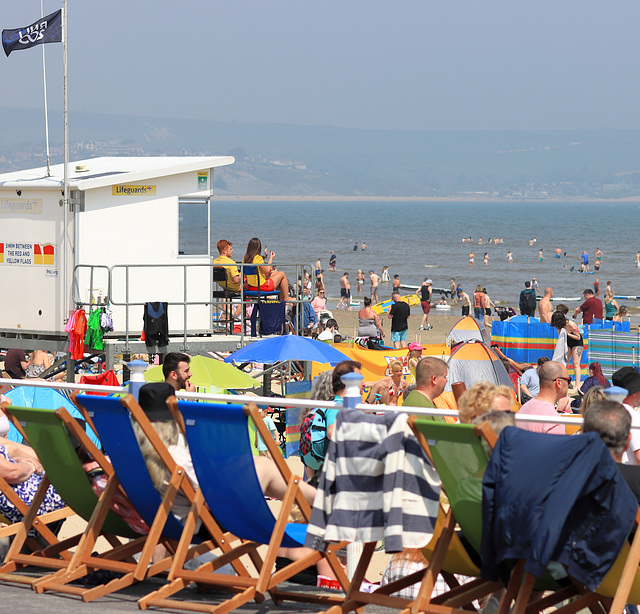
[612,366,640,465]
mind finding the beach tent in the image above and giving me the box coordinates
[444,340,513,392]
[4,385,101,448]
[446,316,491,346]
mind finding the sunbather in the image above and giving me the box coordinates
[0,435,65,524]
[134,383,317,524]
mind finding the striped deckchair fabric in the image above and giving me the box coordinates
[588,330,640,379]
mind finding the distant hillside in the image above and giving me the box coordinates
[1,106,640,197]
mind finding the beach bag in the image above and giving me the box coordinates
[521,290,536,314]
[299,408,328,464]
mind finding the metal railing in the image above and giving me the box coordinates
[73,260,315,350]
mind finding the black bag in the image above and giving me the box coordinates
[143,302,169,348]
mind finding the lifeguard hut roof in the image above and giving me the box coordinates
[0,155,234,189]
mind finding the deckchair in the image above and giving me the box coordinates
[138,400,349,614]
[321,418,500,614]
[73,393,248,580]
[0,403,179,601]
[414,421,640,614]
[479,428,640,614]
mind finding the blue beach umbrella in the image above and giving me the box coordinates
[224,335,349,366]
[3,385,101,448]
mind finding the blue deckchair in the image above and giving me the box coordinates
[73,393,249,581]
[139,400,349,614]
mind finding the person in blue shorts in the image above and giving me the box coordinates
[388,290,410,348]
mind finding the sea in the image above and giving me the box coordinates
[184,200,640,312]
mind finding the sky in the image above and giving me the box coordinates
[1,0,640,131]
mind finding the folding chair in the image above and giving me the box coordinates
[73,393,248,580]
[212,267,239,335]
[479,427,640,614]
[0,403,180,601]
[138,400,349,614]
[315,414,498,614]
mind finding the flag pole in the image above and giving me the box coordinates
[41,0,51,177]
[63,0,69,318]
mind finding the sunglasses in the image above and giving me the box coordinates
[555,377,572,384]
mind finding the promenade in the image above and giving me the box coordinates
[0,577,393,613]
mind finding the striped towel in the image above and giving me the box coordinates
[304,408,440,553]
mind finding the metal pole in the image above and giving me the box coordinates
[62,0,69,318]
[41,0,51,177]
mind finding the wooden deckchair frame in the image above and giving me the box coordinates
[137,400,350,614]
[0,401,213,602]
[460,422,640,614]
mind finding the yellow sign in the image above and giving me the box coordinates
[0,198,42,214]
[112,185,156,196]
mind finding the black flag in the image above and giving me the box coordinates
[2,9,62,57]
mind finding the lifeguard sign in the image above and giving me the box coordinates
[0,156,233,337]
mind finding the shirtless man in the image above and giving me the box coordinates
[450,278,457,304]
[370,270,381,304]
[538,287,554,324]
[459,288,472,317]
[337,272,351,310]
[555,247,562,259]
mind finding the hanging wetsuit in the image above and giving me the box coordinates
[143,302,169,349]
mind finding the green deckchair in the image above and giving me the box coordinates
[0,404,183,601]
[408,419,590,614]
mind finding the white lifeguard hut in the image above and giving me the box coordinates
[0,156,238,366]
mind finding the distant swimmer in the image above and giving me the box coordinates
[581,251,590,273]
[555,247,562,259]
[329,251,336,270]
[594,277,600,296]
[636,251,640,269]
[381,266,390,282]
[469,251,475,267]
[370,270,381,304]
[563,250,567,258]
[538,249,545,263]
[356,269,364,293]
[478,237,483,245]
[507,250,513,262]
[484,252,489,266]
[595,247,603,271]
[360,242,367,251]
[337,272,351,310]
[392,274,400,290]
[529,238,534,246]
[353,242,358,252]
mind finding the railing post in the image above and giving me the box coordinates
[340,370,364,580]
[127,359,148,401]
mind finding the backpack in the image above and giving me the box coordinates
[521,289,536,313]
[299,408,328,464]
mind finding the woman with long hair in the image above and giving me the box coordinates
[578,362,610,396]
[242,237,293,302]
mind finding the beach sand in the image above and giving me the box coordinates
[330,305,462,347]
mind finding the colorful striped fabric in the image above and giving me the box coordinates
[587,330,640,379]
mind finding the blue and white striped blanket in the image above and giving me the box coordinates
[304,408,440,553]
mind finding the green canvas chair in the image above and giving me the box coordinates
[0,403,203,602]
[409,419,640,614]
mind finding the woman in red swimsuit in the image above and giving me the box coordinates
[242,237,293,302]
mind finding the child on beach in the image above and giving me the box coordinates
[254,407,277,458]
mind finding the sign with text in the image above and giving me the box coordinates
[197,171,208,190]
[0,242,55,265]
[0,198,42,215]
[112,185,156,196]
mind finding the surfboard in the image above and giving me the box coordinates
[372,293,420,315]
